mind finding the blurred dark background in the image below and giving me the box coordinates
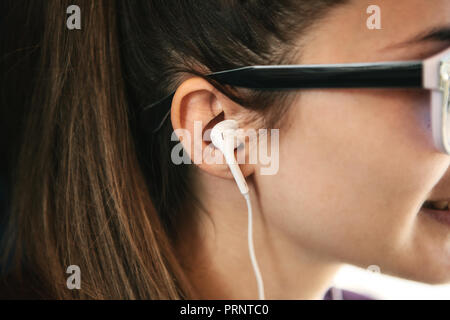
[0,1,40,271]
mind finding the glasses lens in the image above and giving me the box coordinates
[442,63,450,149]
[446,95,450,147]
[445,84,450,146]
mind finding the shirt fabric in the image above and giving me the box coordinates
[322,286,375,300]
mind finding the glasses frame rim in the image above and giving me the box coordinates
[141,47,450,154]
[437,60,450,154]
[423,47,450,154]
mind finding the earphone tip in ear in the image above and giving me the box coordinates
[211,119,238,134]
[210,119,248,195]
[210,119,239,148]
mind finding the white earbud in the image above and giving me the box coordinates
[210,119,249,195]
[210,119,265,300]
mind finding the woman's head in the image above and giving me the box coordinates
[159,0,450,294]
[1,0,450,299]
[117,0,349,238]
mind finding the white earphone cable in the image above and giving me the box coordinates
[243,192,265,300]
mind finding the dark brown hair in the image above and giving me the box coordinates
[0,0,347,299]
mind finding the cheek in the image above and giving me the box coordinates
[256,90,449,262]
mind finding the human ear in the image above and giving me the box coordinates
[170,77,255,180]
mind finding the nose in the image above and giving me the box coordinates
[426,163,450,199]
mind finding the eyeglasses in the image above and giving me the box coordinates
[141,47,450,154]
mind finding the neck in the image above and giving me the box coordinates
[175,174,342,300]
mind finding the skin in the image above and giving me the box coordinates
[171,0,450,299]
